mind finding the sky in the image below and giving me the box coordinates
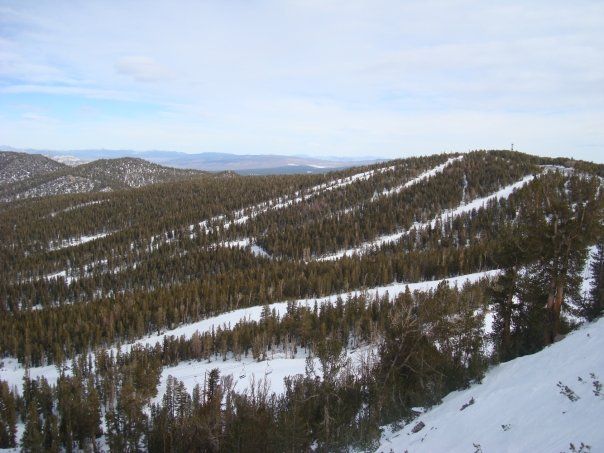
[0,0,603,162]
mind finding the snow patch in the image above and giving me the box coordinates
[48,231,112,251]
[374,156,463,199]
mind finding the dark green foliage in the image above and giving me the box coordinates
[21,402,44,453]
[0,381,17,448]
[489,171,602,361]
[581,243,604,321]
[519,173,602,344]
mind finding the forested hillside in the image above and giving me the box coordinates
[0,150,602,451]
[0,152,66,184]
[0,151,212,203]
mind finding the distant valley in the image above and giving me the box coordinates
[0,146,379,174]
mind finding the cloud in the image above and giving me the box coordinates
[114,56,171,83]
[0,84,136,101]
[0,0,602,161]
[20,112,56,123]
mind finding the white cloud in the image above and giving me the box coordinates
[114,56,171,83]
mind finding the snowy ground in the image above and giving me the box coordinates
[211,237,271,258]
[156,346,376,402]
[48,231,112,251]
[0,357,60,393]
[581,245,598,298]
[377,317,604,453]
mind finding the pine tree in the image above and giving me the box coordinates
[521,174,602,344]
[21,402,44,453]
[42,413,60,453]
[0,381,17,448]
[490,267,518,362]
[582,243,604,321]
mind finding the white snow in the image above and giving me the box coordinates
[250,244,271,258]
[581,245,598,299]
[48,231,112,251]
[0,357,60,392]
[47,200,106,218]
[211,237,271,258]
[374,156,463,199]
[39,259,109,285]
[434,174,536,228]
[377,317,604,453]
[44,269,74,285]
[218,238,252,248]
[318,174,537,261]
[156,346,374,401]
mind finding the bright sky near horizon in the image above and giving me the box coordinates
[1,1,603,161]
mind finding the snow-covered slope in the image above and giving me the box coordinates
[0,155,207,203]
[0,151,66,184]
[378,317,604,453]
[374,156,463,199]
[156,346,375,403]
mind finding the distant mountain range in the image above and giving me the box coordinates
[0,146,382,174]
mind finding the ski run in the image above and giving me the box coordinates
[36,156,461,281]
[0,269,500,397]
[318,173,538,261]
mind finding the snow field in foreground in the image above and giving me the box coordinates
[378,317,604,453]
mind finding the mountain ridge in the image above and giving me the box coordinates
[0,151,213,203]
[1,146,382,173]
